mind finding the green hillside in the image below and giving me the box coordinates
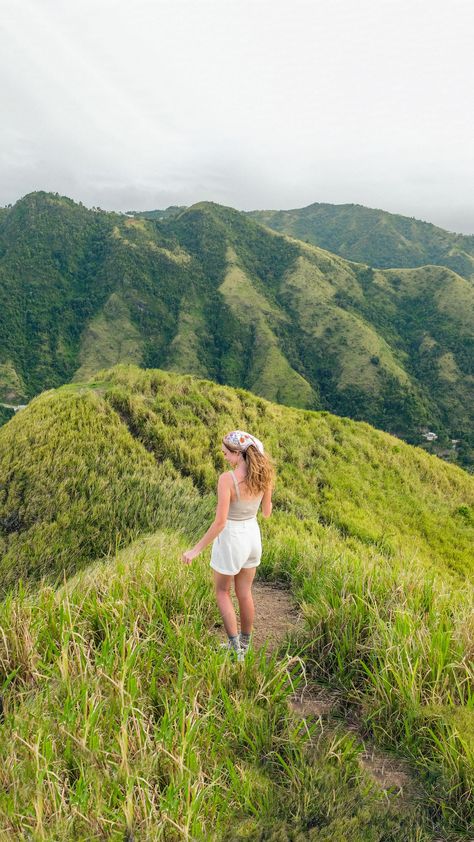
[0,533,436,841]
[1,363,473,589]
[0,365,472,837]
[247,202,474,280]
[1,192,473,470]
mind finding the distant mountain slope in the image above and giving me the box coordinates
[0,192,473,469]
[129,205,186,220]
[247,202,474,280]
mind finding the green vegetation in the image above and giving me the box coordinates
[129,205,186,221]
[0,405,14,426]
[0,364,473,837]
[0,360,27,403]
[248,201,474,279]
[0,534,433,840]
[1,192,473,470]
[0,381,212,591]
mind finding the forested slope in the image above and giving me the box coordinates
[1,192,473,469]
[248,201,474,279]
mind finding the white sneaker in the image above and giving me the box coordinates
[219,640,244,660]
[238,633,251,655]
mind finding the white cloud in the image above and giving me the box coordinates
[1,0,473,232]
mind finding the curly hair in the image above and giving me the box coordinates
[223,438,275,495]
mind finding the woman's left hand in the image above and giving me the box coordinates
[182,548,199,565]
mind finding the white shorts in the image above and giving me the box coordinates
[210,517,262,576]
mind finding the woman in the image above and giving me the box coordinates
[181,430,274,659]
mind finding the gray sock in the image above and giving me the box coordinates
[239,632,251,650]
[227,634,241,652]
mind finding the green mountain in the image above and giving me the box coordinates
[0,364,472,837]
[247,202,474,279]
[1,192,473,469]
[128,205,186,221]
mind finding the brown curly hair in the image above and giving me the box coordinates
[222,438,276,495]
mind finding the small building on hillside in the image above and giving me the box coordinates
[422,431,438,441]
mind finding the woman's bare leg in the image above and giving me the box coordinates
[213,571,238,637]
[234,567,257,634]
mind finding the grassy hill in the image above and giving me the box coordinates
[1,192,473,471]
[247,202,474,280]
[0,364,473,837]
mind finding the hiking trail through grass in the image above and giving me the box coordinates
[217,580,428,813]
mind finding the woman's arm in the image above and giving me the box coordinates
[181,474,231,564]
[261,483,273,518]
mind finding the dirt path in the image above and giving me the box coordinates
[217,580,302,653]
[245,580,302,653]
[218,580,426,809]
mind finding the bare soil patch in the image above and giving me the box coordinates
[216,579,303,652]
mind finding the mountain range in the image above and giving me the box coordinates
[1,191,473,469]
[247,202,474,279]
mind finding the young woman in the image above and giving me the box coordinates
[181,430,274,659]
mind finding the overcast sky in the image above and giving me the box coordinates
[1,0,474,233]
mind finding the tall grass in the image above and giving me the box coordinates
[1,363,473,836]
[0,384,213,592]
[0,534,431,840]
[292,549,474,832]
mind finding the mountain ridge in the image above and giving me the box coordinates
[1,361,472,589]
[247,201,474,279]
[1,191,473,469]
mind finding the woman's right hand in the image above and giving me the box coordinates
[181,548,199,565]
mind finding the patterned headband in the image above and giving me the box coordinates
[223,430,264,454]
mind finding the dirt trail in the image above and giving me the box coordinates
[217,580,302,654]
[218,580,425,808]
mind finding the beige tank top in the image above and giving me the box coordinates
[227,471,264,520]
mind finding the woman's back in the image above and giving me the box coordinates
[227,471,263,521]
